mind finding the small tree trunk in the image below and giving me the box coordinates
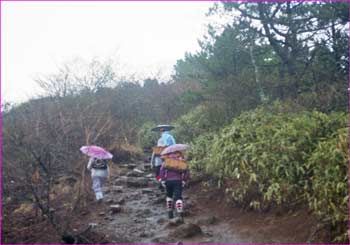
[249,45,267,102]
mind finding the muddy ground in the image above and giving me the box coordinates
[3,159,332,244]
[85,160,331,244]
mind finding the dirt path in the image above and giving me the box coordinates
[85,160,329,244]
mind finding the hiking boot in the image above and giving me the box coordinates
[168,210,174,219]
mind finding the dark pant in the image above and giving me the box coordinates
[155,165,161,177]
[165,180,183,201]
[155,165,164,191]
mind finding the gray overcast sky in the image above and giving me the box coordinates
[2,1,218,103]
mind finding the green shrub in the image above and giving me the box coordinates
[305,128,348,242]
[137,122,159,150]
[172,105,217,144]
[189,101,347,241]
[196,102,346,211]
[187,132,217,175]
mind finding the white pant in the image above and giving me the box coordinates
[92,176,107,200]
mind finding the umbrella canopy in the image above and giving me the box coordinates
[161,144,189,155]
[151,124,175,132]
[80,145,113,159]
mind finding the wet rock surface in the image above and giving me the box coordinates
[167,217,184,227]
[170,223,202,238]
[93,160,319,244]
[126,177,149,188]
[126,169,145,177]
[90,161,254,244]
[5,158,332,244]
[110,205,122,214]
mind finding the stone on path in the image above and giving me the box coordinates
[127,164,137,169]
[110,205,122,214]
[170,223,202,238]
[115,197,126,205]
[114,177,128,186]
[167,217,184,227]
[206,215,218,224]
[151,236,173,244]
[157,217,167,224]
[153,196,164,204]
[126,169,145,177]
[126,177,149,188]
[141,188,153,194]
[197,215,219,225]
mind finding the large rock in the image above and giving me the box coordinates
[170,223,202,238]
[114,177,128,186]
[146,173,153,178]
[197,216,219,225]
[118,168,129,176]
[115,197,126,205]
[205,215,218,225]
[110,185,124,193]
[153,196,164,204]
[105,198,115,204]
[126,169,145,177]
[151,236,173,244]
[52,176,77,195]
[185,200,195,209]
[157,217,167,224]
[127,164,137,170]
[110,205,122,214]
[136,208,152,217]
[13,203,35,215]
[167,217,184,227]
[141,188,153,194]
[126,177,148,188]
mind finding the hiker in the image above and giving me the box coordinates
[151,125,176,190]
[87,157,109,201]
[150,137,166,189]
[159,150,190,219]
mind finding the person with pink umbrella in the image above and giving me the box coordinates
[80,145,113,201]
[159,144,190,220]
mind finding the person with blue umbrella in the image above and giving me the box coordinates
[150,125,176,191]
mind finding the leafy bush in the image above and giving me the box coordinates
[214,106,345,206]
[172,105,217,143]
[305,128,348,242]
[187,132,217,175]
[188,101,347,241]
[137,122,159,151]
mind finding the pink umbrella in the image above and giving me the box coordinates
[80,145,113,159]
[161,144,189,155]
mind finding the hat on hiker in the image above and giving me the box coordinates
[151,124,175,132]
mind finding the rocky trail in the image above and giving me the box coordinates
[89,163,232,244]
[81,159,328,244]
